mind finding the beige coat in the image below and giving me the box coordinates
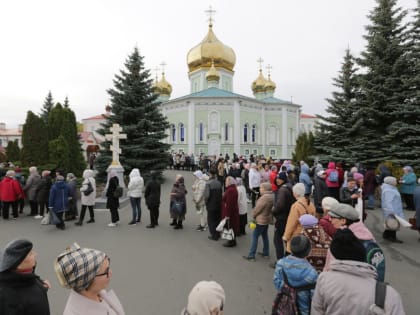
[192,177,207,207]
[251,191,273,225]
[63,289,125,315]
[312,260,405,315]
[283,197,316,252]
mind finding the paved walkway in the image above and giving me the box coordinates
[0,169,418,314]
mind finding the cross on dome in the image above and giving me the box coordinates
[266,64,273,75]
[160,61,167,74]
[257,57,264,71]
[205,5,216,27]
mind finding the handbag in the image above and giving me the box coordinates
[408,217,417,230]
[171,201,184,214]
[221,218,235,241]
[83,181,93,196]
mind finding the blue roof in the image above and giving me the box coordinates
[263,96,293,104]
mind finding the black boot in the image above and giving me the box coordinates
[174,220,183,229]
[170,218,177,226]
[77,207,86,225]
[86,218,95,223]
[75,220,83,226]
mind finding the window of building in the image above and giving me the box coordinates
[171,124,176,143]
[270,149,276,157]
[251,124,256,143]
[199,122,204,142]
[179,123,185,142]
[224,122,229,141]
[243,123,248,143]
[244,149,250,155]
[253,149,257,155]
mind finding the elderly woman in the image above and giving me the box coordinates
[382,176,405,243]
[23,166,41,216]
[55,243,125,315]
[0,239,51,314]
[36,170,52,219]
[192,170,208,231]
[76,169,96,226]
[283,183,316,254]
[399,166,417,211]
[318,197,339,238]
[49,175,69,230]
[221,176,240,247]
[0,170,23,220]
[106,171,120,227]
[181,280,225,315]
[170,174,187,229]
[66,173,78,221]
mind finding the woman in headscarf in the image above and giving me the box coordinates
[55,243,125,315]
[127,168,144,225]
[106,171,120,227]
[170,174,187,229]
[76,169,96,226]
[399,166,417,211]
[382,176,405,243]
[48,175,69,230]
[66,173,78,221]
[221,176,240,247]
[181,281,225,315]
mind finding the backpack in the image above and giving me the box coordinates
[328,170,339,182]
[113,186,123,198]
[272,269,315,315]
[363,240,385,282]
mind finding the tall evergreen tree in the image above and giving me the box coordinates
[387,1,420,168]
[5,140,20,162]
[315,49,360,163]
[292,132,315,165]
[354,0,408,165]
[48,103,86,175]
[41,91,54,123]
[96,47,170,180]
[21,111,49,166]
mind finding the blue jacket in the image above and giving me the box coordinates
[400,172,417,194]
[299,165,312,195]
[273,255,318,315]
[381,183,404,219]
[49,180,69,213]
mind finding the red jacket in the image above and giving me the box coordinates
[270,171,278,192]
[0,177,23,202]
[221,184,240,234]
[325,162,340,188]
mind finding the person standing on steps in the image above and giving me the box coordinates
[75,169,96,226]
[106,171,120,227]
[169,174,187,230]
[127,168,144,225]
[145,171,161,228]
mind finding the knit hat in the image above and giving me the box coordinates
[353,172,364,181]
[321,197,339,211]
[292,183,305,197]
[290,235,311,258]
[384,176,397,186]
[299,214,318,227]
[54,243,106,292]
[277,172,288,183]
[0,239,33,272]
[329,203,360,221]
[184,281,225,315]
[193,170,203,179]
[330,229,366,262]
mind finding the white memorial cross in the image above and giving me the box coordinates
[105,124,127,166]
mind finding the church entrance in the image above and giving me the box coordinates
[208,139,220,156]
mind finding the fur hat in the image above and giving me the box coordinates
[54,243,106,292]
[0,239,33,272]
[184,281,225,315]
[321,197,339,211]
[290,235,311,258]
[292,183,305,197]
[330,229,366,262]
[329,203,360,221]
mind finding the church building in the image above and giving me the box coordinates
[154,17,301,159]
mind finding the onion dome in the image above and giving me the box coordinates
[205,60,220,82]
[251,69,267,94]
[187,23,236,73]
[156,72,172,96]
[264,74,276,93]
[152,75,160,94]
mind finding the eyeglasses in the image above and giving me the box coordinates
[95,258,111,278]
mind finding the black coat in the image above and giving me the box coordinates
[204,177,222,212]
[0,271,50,315]
[313,175,329,211]
[273,184,295,222]
[36,176,52,203]
[145,178,161,209]
[106,176,120,209]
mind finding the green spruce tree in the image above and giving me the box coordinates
[21,111,49,166]
[355,0,408,165]
[315,49,360,163]
[292,132,315,165]
[41,91,54,123]
[96,47,170,181]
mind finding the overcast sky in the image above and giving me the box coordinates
[0,0,416,128]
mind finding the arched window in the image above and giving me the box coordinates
[252,124,257,143]
[171,124,176,143]
[179,123,185,142]
[224,122,229,141]
[243,123,248,143]
[199,122,204,142]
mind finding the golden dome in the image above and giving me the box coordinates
[187,24,236,73]
[156,73,172,96]
[264,74,276,92]
[205,60,220,82]
[251,70,267,93]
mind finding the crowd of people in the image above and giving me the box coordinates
[0,155,418,314]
